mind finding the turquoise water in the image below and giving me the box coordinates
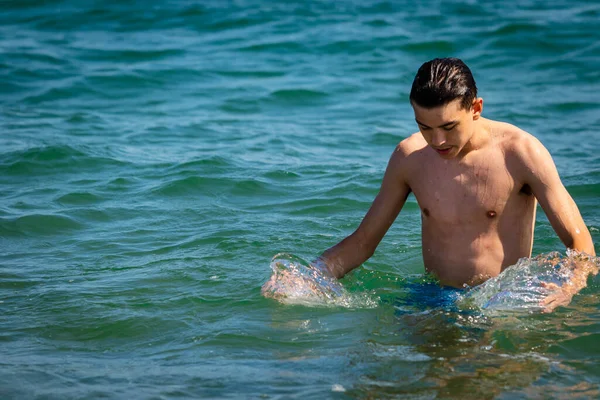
[2,0,600,398]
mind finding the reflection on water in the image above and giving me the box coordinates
[348,290,599,399]
[262,251,600,397]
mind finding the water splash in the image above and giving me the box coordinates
[261,253,376,308]
[458,250,599,314]
[262,251,598,312]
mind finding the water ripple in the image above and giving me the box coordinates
[2,0,600,398]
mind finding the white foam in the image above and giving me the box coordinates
[331,384,346,392]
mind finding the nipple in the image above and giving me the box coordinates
[422,208,430,217]
[486,210,497,218]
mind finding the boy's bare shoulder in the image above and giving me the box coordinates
[394,133,427,158]
[493,120,545,153]
[492,120,552,173]
[384,133,427,178]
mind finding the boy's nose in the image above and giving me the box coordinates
[431,131,447,147]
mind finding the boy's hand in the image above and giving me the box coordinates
[540,254,598,312]
[540,281,574,313]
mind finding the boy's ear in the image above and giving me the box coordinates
[472,98,483,120]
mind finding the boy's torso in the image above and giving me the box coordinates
[402,122,537,287]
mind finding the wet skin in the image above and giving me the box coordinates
[316,98,595,308]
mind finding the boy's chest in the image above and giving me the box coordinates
[408,158,518,223]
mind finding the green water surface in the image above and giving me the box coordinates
[1,0,600,398]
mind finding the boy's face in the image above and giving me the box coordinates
[412,98,483,159]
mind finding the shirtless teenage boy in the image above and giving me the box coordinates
[315,58,596,311]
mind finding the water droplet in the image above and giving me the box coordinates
[331,384,346,392]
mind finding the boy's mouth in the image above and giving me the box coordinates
[434,147,451,155]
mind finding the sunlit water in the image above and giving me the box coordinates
[262,251,600,315]
[2,0,600,398]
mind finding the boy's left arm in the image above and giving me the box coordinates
[517,135,597,311]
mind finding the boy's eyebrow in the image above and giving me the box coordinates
[415,119,458,128]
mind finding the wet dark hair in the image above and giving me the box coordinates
[409,58,477,110]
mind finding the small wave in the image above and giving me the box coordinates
[261,253,377,308]
[238,41,308,54]
[4,50,69,68]
[487,21,545,36]
[0,145,125,176]
[203,15,270,32]
[79,46,185,62]
[262,169,301,180]
[370,131,403,146]
[219,98,262,114]
[250,196,369,215]
[289,198,368,216]
[213,69,285,79]
[2,213,82,236]
[369,343,431,362]
[0,145,84,175]
[175,4,207,18]
[22,78,104,104]
[363,19,392,28]
[0,79,28,95]
[85,71,164,91]
[318,39,373,55]
[65,111,105,124]
[229,178,272,196]
[266,88,329,105]
[150,175,272,199]
[400,40,455,53]
[5,144,85,162]
[545,101,600,112]
[170,156,233,171]
[151,176,226,197]
[55,192,103,206]
[575,5,600,18]
[567,181,600,200]
[549,332,600,358]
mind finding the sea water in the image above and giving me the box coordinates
[2,0,600,398]
[262,251,599,315]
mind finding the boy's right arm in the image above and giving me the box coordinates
[315,143,412,279]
